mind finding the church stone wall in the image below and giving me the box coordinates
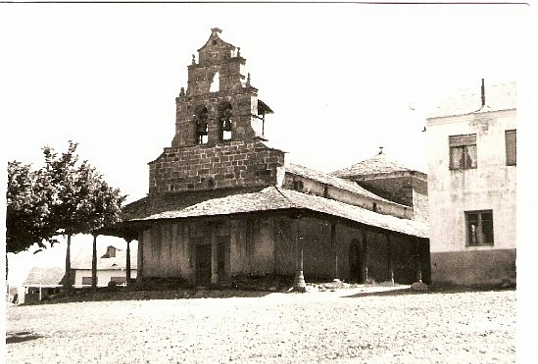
[149,140,285,193]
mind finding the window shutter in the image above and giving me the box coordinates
[505,130,516,166]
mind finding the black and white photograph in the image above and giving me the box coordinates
[2,1,535,363]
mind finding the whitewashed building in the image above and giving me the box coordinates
[426,80,517,286]
[72,245,137,287]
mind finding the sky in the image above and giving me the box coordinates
[0,3,535,285]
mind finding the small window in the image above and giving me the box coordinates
[449,134,477,170]
[81,277,94,286]
[293,180,304,191]
[505,129,516,166]
[465,210,494,246]
[210,72,220,93]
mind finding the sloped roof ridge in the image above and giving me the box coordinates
[286,163,394,203]
[331,152,424,178]
[133,186,297,222]
[22,266,65,286]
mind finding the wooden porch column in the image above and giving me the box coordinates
[136,231,144,285]
[386,233,394,284]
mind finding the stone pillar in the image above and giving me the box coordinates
[291,216,306,292]
[415,238,423,283]
[125,238,132,286]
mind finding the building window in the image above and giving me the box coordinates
[505,129,516,166]
[81,277,94,286]
[449,134,477,170]
[465,210,494,246]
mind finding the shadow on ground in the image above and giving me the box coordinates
[6,332,43,344]
[340,284,516,299]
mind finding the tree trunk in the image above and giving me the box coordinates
[65,234,72,290]
[92,234,98,289]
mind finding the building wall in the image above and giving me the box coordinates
[139,215,428,286]
[282,173,413,220]
[427,109,517,285]
[74,269,138,287]
[149,140,284,194]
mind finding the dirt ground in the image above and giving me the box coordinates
[5,287,516,364]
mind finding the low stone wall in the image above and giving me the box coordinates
[430,249,516,287]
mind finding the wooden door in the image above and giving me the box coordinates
[196,244,212,287]
[349,239,363,283]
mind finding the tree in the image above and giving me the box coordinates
[6,141,126,289]
[41,141,126,289]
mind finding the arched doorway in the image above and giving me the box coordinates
[349,238,363,283]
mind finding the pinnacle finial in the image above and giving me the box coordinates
[211,27,223,36]
[246,73,251,87]
[192,54,195,65]
[379,146,384,155]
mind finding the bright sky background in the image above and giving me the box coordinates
[0,3,535,285]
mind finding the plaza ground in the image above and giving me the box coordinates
[6,287,516,363]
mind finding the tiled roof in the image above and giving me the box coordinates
[428,81,517,119]
[286,163,393,202]
[22,267,65,287]
[121,187,263,222]
[128,186,428,238]
[331,152,425,178]
[71,246,137,270]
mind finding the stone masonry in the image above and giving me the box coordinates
[149,140,285,193]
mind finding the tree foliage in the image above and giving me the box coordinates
[6,161,54,253]
[42,141,126,237]
[6,141,126,254]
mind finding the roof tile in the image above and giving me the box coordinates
[22,267,65,287]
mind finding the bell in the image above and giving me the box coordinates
[223,119,232,131]
[197,121,208,134]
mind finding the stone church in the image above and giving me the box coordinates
[111,28,430,288]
